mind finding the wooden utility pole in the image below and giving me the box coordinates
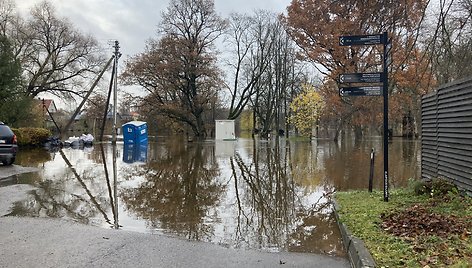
[60,56,115,140]
[111,41,121,230]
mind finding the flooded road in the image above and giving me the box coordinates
[4,137,420,257]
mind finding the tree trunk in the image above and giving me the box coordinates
[194,114,206,138]
[354,125,363,141]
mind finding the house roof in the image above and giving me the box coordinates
[37,99,58,112]
[43,99,53,109]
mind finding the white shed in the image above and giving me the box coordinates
[215,120,236,140]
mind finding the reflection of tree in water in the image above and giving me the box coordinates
[16,147,51,167]
[322,139,419,190]
[230,139,344,255]
[288,189,345,256]
[120,142,222,240]
[7,150,113,226]
[230,140,294,250]
[323,141,366,190]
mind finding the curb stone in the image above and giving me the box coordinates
[333,200,376,268]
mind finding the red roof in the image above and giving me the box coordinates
[36,99,57,113]
[42,99,53,110]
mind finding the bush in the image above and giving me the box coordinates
[412,178,458,197]
[11,127,51,146]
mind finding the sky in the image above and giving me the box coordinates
[15,0,293,58]
[13,0,293,109]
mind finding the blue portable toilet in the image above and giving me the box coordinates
[122,121,148,144]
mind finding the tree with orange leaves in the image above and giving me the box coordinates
[282,0,433,140]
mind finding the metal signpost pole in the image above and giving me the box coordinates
[382,32,389,202]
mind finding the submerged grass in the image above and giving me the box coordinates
[335,187,472,267]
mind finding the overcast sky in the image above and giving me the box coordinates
[13,0,293,109]
[15,0,292,58]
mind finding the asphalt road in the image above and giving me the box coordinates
[0,164,39,180]
[0,165,350,268]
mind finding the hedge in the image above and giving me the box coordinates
[11,127,51,146]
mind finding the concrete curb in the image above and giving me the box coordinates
[333,200,376,268]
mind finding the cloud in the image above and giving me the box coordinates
[15,0,166,56]
[15,0,290,57]
[215,0,289,15]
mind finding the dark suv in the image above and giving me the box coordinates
[0,122,17,165]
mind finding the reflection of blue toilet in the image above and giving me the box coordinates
[122,121,148,163]
[123,143,148,163]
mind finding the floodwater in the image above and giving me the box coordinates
[4,136,420,257]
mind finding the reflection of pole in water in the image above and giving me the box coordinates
[112,142,119,229]
[59,149,111,224]
[100,143,117,227]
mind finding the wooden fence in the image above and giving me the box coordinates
[421,77,472,193]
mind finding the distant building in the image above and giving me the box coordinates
[41,99,58,114]
[36,99,60,131]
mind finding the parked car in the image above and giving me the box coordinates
[0,121,17,165]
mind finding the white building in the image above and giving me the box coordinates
[215,120,236,140]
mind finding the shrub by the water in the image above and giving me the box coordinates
[11,127,51,146]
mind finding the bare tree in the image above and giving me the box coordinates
[13,1,105,99]
[123,0,227,138]
[248,12,301,138]
[0,0,14,35]
[423,0,472,84]
[224,12,273,120]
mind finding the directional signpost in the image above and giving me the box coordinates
[339,34,387,46]
[339,32,390,202]
[339,72,384,84]
[339,86,382,97]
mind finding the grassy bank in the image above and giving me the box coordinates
[335,182,472,267]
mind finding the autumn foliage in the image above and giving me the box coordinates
[289,83,324,137]
[283,0,433,138]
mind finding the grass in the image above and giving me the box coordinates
[335,185,472,267]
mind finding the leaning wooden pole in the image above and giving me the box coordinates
[99,60,116,141]
[60,56,115,140]
[43,100,62,135]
